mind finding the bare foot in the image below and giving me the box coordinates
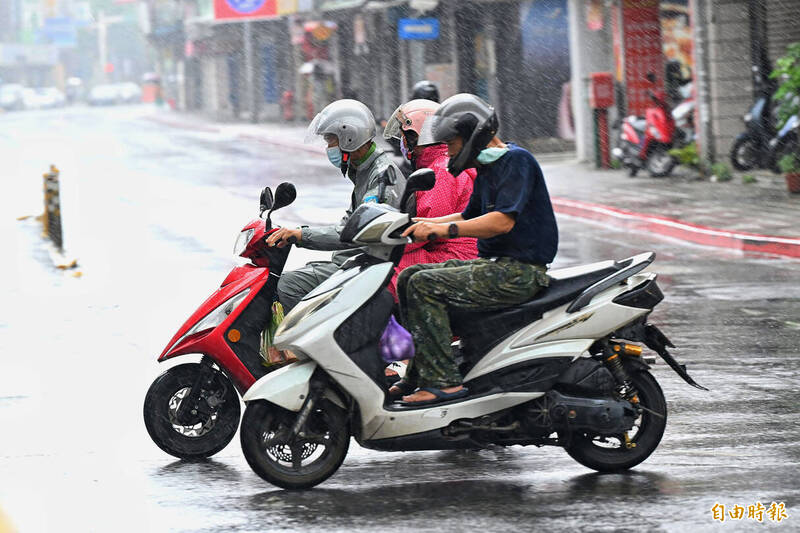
[402,385,464,403]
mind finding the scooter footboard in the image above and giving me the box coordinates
[242,360,317,411]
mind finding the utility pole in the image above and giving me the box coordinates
[93,11,124,82]
[243,19,257,123]
[689,0,715,165]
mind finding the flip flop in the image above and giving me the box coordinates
[398,386,469,406]
[387,380,415,400]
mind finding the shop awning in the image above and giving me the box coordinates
[318,0,367,11]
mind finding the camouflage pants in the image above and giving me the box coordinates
[397,257,549,389]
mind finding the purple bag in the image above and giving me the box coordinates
[379,315,415,363]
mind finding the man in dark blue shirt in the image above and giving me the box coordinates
[396,93,558,405]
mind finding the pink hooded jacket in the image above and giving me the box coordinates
[387,144,479,299]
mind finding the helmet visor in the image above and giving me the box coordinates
[304,112,328,146]
[417,115,438,146]
[382,104,410,140]
[422,114,459,145]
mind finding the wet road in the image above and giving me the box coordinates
[1,106,798,532]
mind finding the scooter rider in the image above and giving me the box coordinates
[267,99,406,311]
[410,80,440,103]
[382,98,478,298]
[397,93,558,405]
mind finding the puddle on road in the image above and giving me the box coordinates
[693,283,800,301]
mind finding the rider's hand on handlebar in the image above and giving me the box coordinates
[266,227,302,248]
[401,221,446,242]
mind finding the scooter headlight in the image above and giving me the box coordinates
[167,289,251,354]
[275,287,342,336]
[233,229,255,256]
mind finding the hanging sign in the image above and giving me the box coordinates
[398,18,439,40]
[214,0,278,20]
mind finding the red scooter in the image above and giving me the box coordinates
[143,182,297,459]
[613,73,678,178]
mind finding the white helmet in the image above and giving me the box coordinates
[305,99,377,152]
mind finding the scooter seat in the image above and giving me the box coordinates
[450,260,625,359]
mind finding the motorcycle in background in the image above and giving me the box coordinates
[143,183,298,459]
[613,73,682,178]
[729,93,777,171]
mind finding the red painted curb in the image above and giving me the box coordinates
[552,197,800,259]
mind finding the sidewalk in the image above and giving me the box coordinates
[543,162,800,258]
[144,110,800,259]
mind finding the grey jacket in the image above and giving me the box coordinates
[300,145,406,265]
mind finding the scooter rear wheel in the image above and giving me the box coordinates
[240,400,349,490]
[143,363,241,459]
[646,146,676,177]
[564,370,667,472]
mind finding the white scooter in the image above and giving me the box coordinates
[239,170,706,489]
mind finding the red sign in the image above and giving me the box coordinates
[586,0,604,31]
[620,0,664,116]
[214,0,277,20]
[590,72,614,109]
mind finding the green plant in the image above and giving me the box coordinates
[669,142,700,168]
[610,158,622,170]
[771,42,800,128]
[778,152,800,174]
[742,174,757,184]
[711,162,732,181]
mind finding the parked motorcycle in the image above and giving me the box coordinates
[768,112,799,173]
[730,93,776,171]
[238,169,707,490]
[613,73,681,178]
[143,183,298,459]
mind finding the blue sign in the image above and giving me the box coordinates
[398,18,439,40]
[40,18,77,48]
[224,0,268,14]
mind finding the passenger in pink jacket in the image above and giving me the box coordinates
[383,99,479,300]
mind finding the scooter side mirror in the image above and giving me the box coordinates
[399,168,436,213]
[259,186,274,215]
[265,182,297,228]
[273,182,297,211]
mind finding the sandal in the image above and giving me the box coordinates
[398,386,469,406]
[387,380,415,400]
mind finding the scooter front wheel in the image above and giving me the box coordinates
[143,363,241,459]
[240,400,350,490]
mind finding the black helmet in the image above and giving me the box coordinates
[422,93,498,176]
[411,80,440,103]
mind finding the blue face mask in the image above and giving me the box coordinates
[476,146,509,164]
[327,146,343,168]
